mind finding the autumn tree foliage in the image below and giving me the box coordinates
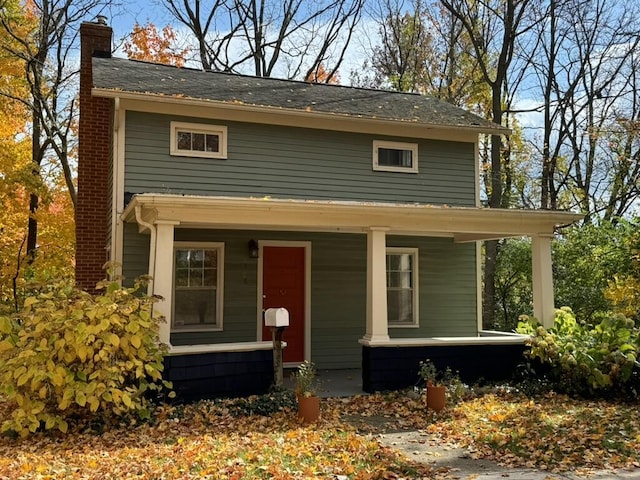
[0,142,32,310]
[0,0,76,312]
[0,1,36,309]
[0,160,75,314]
[123,22,189,67]
[0,0,109,271]
[305,63,340,84]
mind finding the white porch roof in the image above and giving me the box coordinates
[122,194,583,241]
[121,193,582,352]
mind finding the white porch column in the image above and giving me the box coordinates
[363,227,390,343]
[532,234,555,329]
[152,220,179,347]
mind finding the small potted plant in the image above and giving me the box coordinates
[418,358,446,412]
[292,360,320,424]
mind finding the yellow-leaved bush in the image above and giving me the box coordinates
[0,277,174,437]
[605,274,640,321]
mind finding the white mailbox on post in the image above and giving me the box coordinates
[264,307,290,327]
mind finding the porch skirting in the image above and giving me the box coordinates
[162,338,528,400]
[164,349,274,401]
[362,341,527,392]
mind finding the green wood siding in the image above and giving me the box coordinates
[124,111,476,206]
[122,223,150,286]
[309,234,367,369]
[172,229,259,345]
[121,227,477,369]
[387,236,478,338]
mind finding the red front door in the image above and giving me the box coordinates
[262,246,305,364]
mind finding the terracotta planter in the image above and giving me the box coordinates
[297,394,320,424]
[426,385,446,412]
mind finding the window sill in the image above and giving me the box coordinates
[373,166,418,174]
[169,150,227,160]
[389,324,420,328]
[171,326,223,333]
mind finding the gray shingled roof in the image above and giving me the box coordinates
[92,56,508,133]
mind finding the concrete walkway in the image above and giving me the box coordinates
[378,429,640,479]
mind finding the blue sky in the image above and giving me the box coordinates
[100,1,374,81]
[104,1,172,44]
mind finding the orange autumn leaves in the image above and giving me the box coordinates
[0,0,75,306]
[434,391,640,474]
[1,390,639,479]
[0,397,437,479]
[124,22,189,67]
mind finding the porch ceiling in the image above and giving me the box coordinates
[122,194,583,241]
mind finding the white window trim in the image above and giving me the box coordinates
[172,241,225,333]
[373,140,419,173]
[170,121,228,159]
[386,247,419,328]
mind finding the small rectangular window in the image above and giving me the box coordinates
[170,122,227,159]
[386,247,419,327]
[373,140,418,173]
[172,243,224,332]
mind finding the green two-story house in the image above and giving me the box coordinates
[77,20,581,398]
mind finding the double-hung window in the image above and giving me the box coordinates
[170,122,228,159]
[373,140,419,173]
[386,247,419,327]
[172,242,224,331]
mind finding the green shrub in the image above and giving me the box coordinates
[0,277,173,437]
[517,307,640,397]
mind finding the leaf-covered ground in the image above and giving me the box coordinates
[330,389,640,476]
[0,389,639,479]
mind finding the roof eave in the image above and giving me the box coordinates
[92,87,512,136]
[122,194,581,239]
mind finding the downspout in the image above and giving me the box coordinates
[113,97,120,130]
[134,205,156,296]
[110,97,121,278]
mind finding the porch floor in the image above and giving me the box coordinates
[283,368,365,397]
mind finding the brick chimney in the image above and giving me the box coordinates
[76,18,113,291]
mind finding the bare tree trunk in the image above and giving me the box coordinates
[540,0,556,210]
[12,235,27,312]
[440,0,535,327]
[26,107,41,263]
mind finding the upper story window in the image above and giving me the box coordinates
[386,247,419,327]
[373,140,418,173]
[172,242,224,332]
[170,122,228,159]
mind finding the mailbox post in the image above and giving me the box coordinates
[264,307,289,387]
